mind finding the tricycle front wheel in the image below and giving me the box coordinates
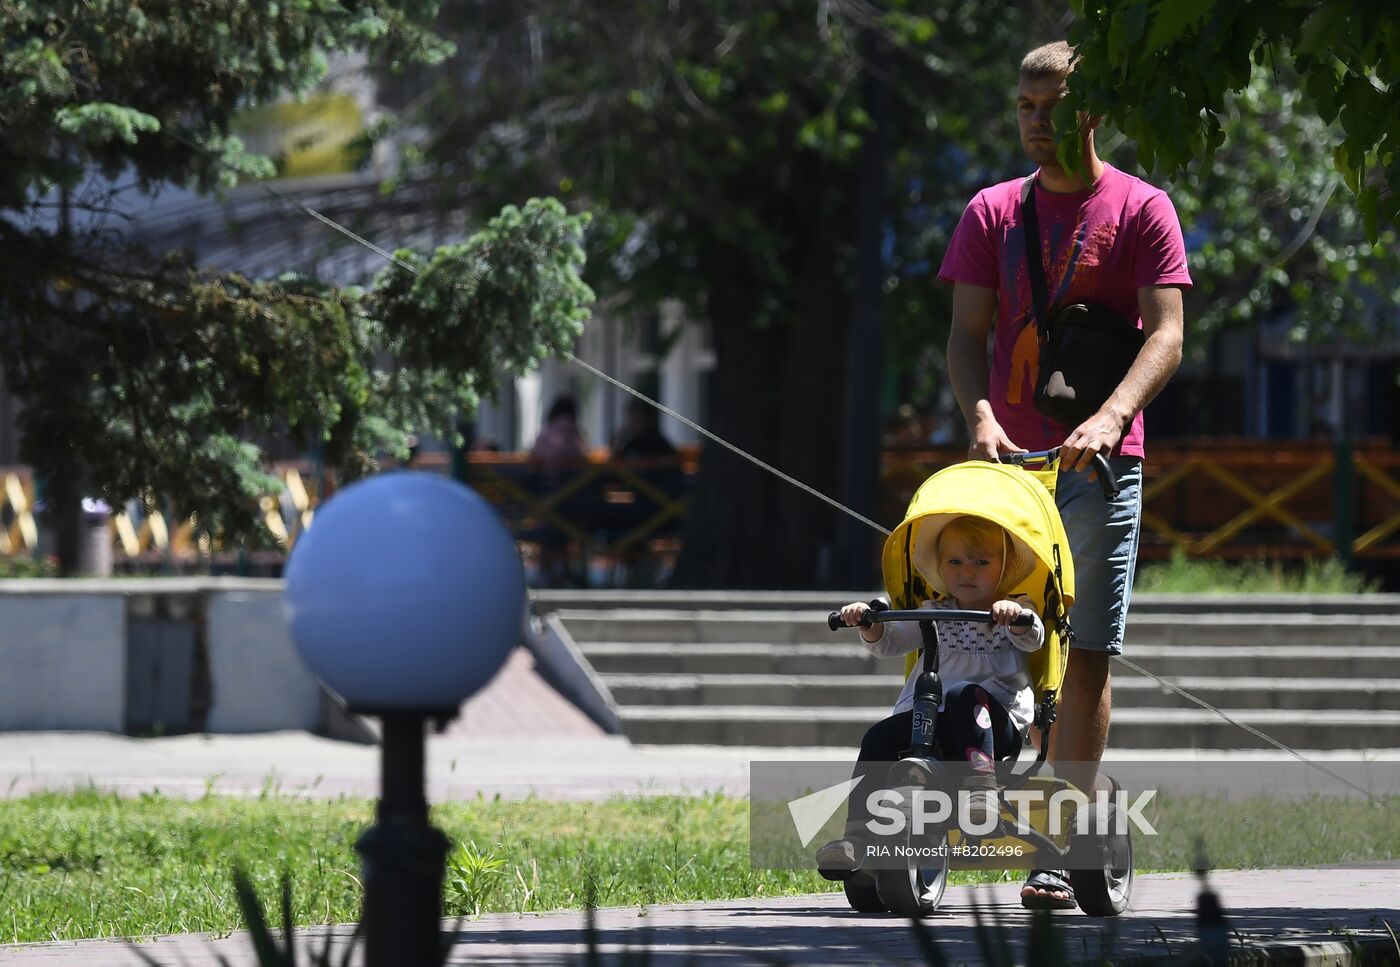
[874,829,949,918]
[843,871,887,913]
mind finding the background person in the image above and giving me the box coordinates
[528,396,588,586]
[530,396,587,468]
[610,398,677,460]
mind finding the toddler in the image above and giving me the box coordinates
[817,514,1044,878]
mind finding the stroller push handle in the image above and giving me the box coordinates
[826,604,1035,632]
[1003,447,1121,500]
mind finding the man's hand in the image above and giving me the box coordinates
[1060,409,1124,473]
[969,402,1027,462]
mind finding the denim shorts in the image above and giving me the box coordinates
[1054,457,1143,655]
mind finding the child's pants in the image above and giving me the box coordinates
[842,682,1020,830]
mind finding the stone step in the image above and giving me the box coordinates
[1117,645,1400,679]
[578,641,1400,679]
[602,673,907,707]
[615,705,1400,750]
[601,672,1400,712]
[555,609,1400,647]
[580,642,904,676]
[1112,675,1400,711]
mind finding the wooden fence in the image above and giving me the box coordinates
[883,440,1400,562]
[3,440,1398,575]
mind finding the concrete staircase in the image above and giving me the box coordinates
[536,592,1400,751]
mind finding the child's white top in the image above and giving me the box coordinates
[861,597,1044,733]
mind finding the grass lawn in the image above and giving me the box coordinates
[1133,552,1380,594]
[0,789,1395,943]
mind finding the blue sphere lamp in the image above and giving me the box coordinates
[284,471,525,966]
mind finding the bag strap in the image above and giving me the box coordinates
[1020,173,1051,331]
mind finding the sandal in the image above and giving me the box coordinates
[1021,868,1076,910]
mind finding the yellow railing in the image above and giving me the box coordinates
[455,452,692,557]
[0,471,38,555]
[3,441,1398,567]
[880,441,1400,560]
[0,465,326,563]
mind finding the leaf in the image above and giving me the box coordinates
[1360,185,1380,242]
[232,869,290,966]
[1297,4,1348,56]
[1305,64,1342,124]
[1108,11,1130,63]
[1145,0,1213,53]
[1339,73,1386,149]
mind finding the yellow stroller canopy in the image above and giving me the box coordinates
[881,460,1075,703]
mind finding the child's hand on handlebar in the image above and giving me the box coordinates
[839,602,883,643]
[991,599,1032,629]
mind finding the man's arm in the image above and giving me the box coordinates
[947,281,1025,460]
[1059,284,1185,471]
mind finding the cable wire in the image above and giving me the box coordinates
[164,135,1397,808]
[1114,654,1399,813]
[564,353,891,537]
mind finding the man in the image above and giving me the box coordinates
[940,40,1190,910]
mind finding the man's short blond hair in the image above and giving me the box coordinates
[1020,40,1076,81]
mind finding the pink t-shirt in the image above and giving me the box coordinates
[938,163,1191,458]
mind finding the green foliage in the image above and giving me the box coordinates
[1109,65,1400,349]
[129,870,366,967]
[1065,0,1400,237]
[0,2,593,549]
[385,1,1047,585]
[443,840,507,917]
[0,554,59,578]
[0,0,448,201]
[398,1,1034,341]
[1134,550,1380,594]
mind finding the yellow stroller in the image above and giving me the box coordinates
[825,449,1133,917]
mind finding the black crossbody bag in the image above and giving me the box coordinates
[1021,174,1144,426]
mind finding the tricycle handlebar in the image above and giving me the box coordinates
[1002,447,1121,500]
[827,600,1035,632]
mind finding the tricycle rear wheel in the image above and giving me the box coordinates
[1070,800,1134,916]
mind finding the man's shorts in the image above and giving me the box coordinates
[1054,457,1143,655]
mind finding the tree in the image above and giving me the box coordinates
[396,1,1065,587]
[0,1,594,571]
[1061,0,1400,237]
[1165,68,1400,348]
[1061,1,1400,428]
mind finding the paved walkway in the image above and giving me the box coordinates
[3,869,1397,965]
[9,728,1399,802]
[3,643,1399,964]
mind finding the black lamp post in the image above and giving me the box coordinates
[283,472,525,967]
[356,710,454,965]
